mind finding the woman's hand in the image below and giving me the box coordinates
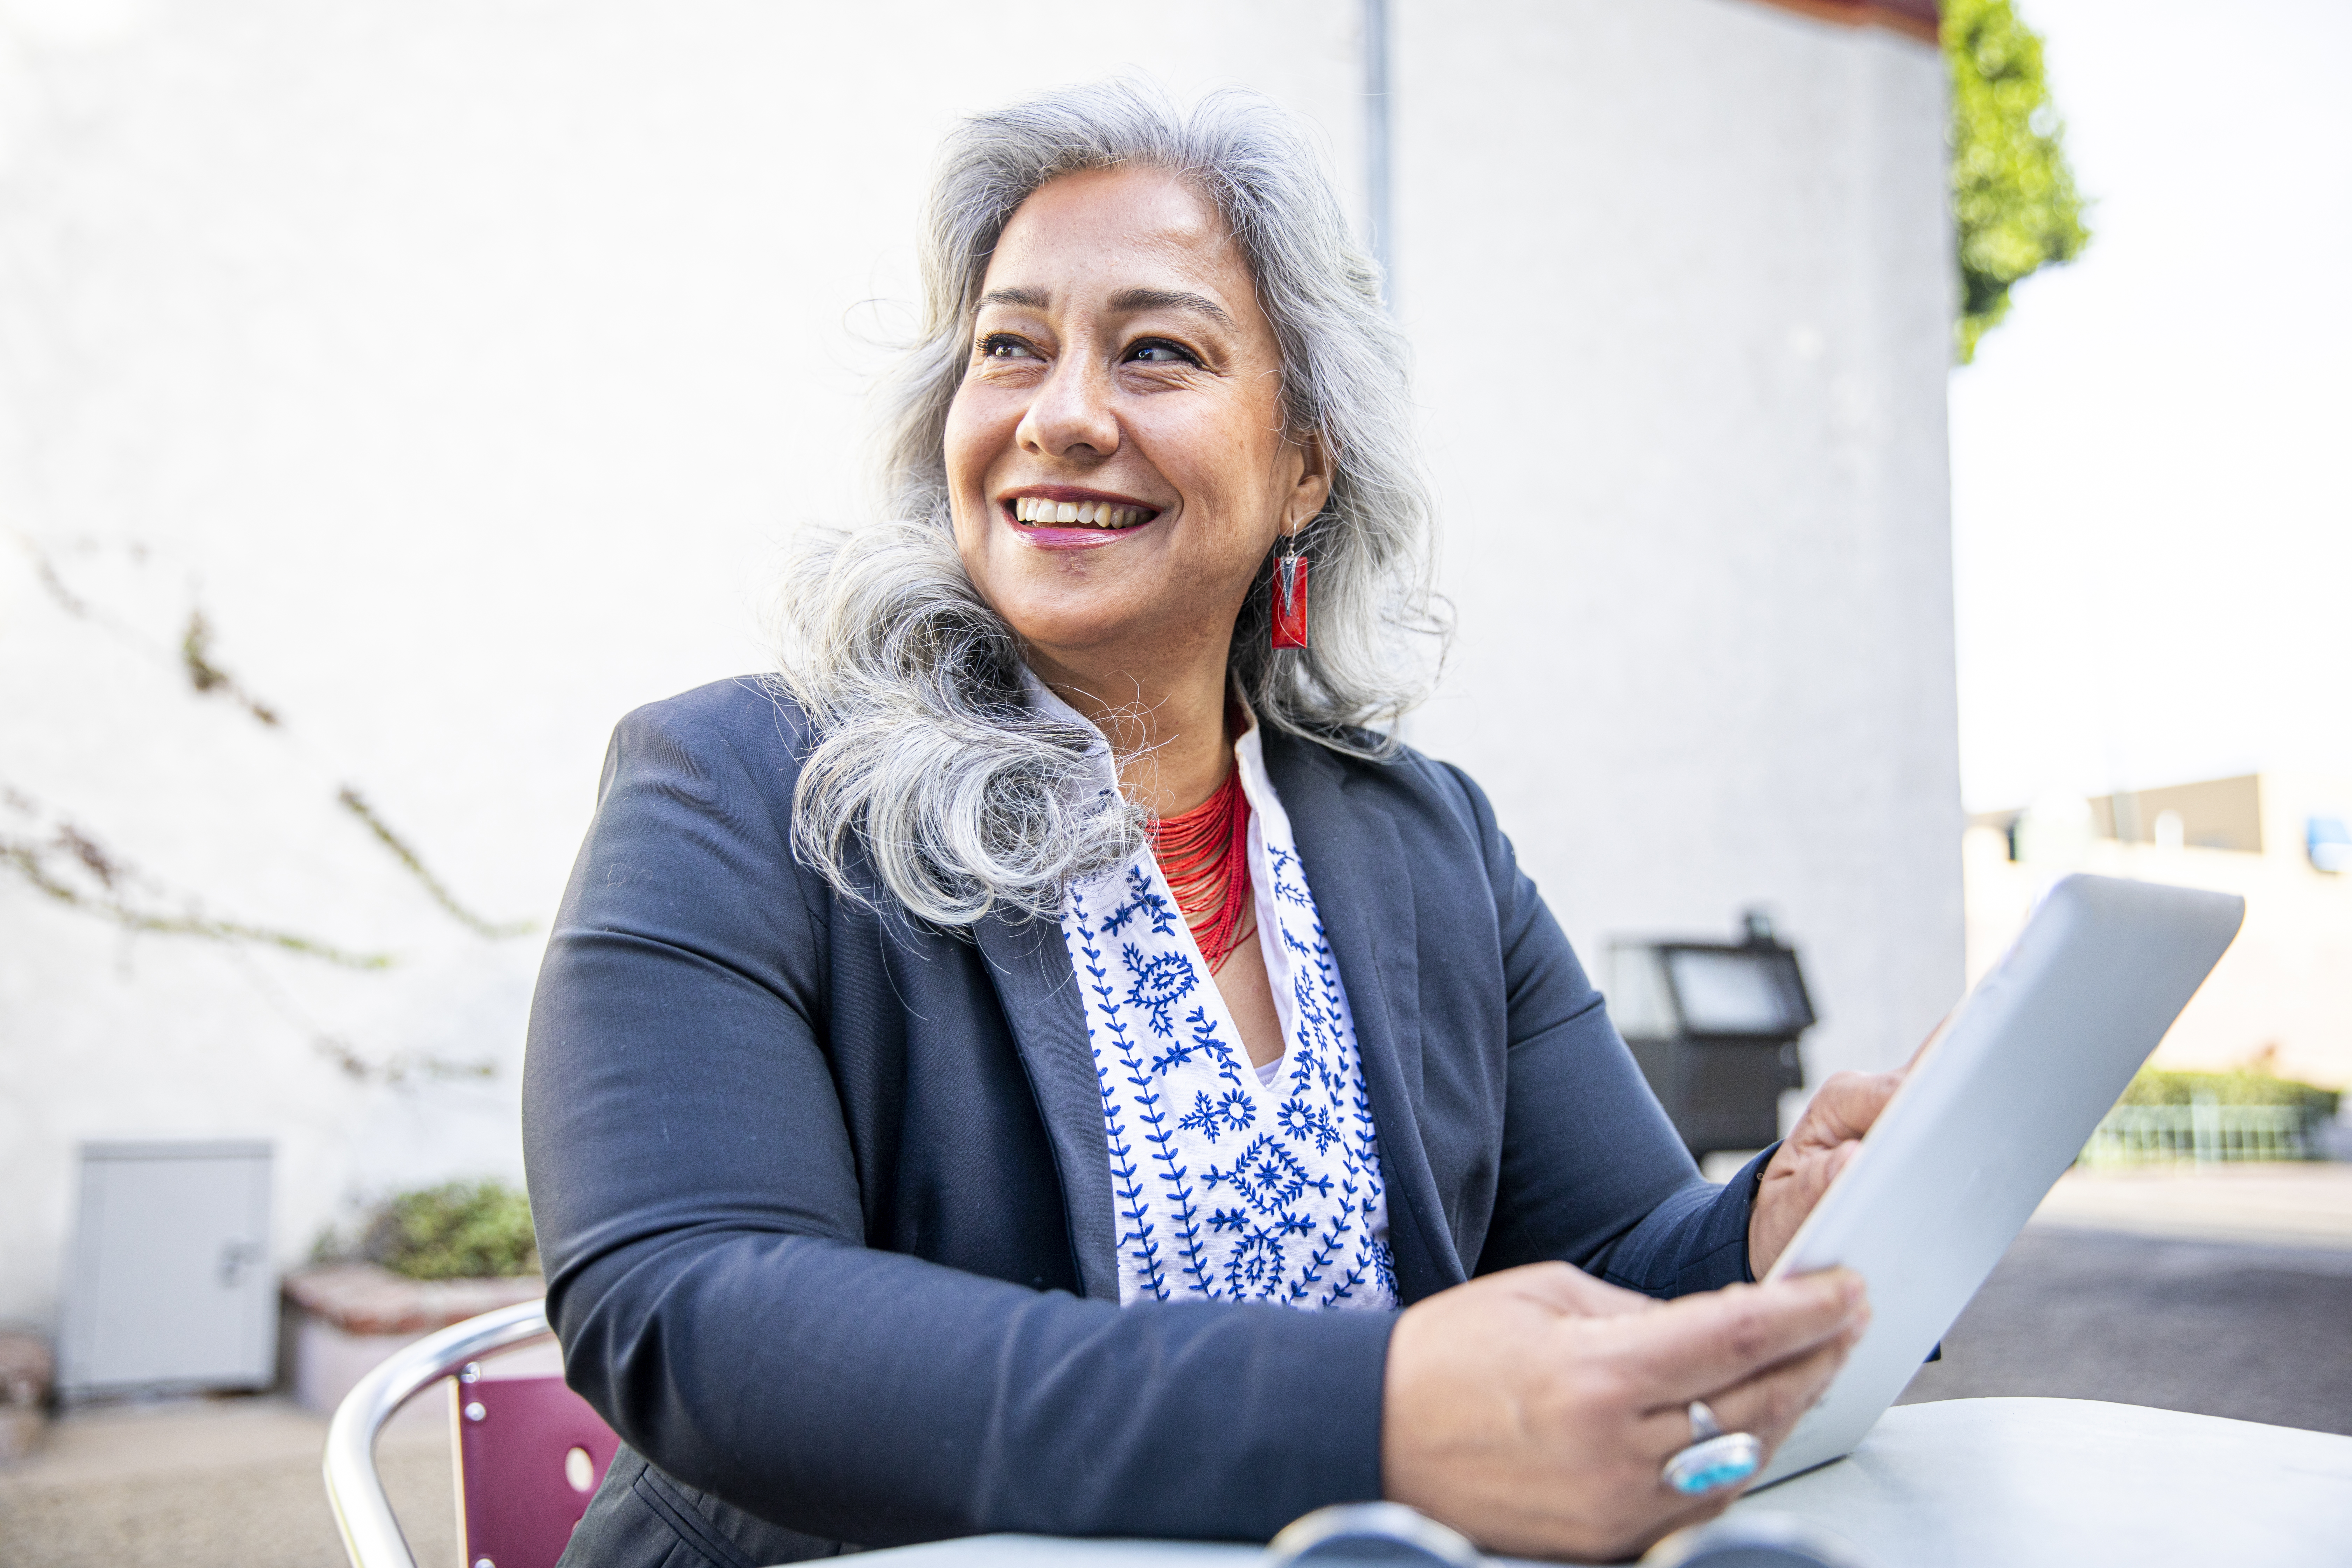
[1746,1069,1907,1278]
[1381,1262,1868,1562]
[1749,1011,1956,1279]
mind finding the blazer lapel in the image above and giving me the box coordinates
[974,909,1121,1303]
[1262,734,1464,1301]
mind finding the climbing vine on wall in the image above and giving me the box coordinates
[5,532,531,1084]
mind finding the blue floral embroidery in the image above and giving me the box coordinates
[1060,760,1394,1315]
[1275,1096,1340,1154]
[1206,1133,1311,1214]
[1071,885,1169,1301]
[1148,1006,1245,1083]
[1268,847,1315,910]
[1179,1088,1255,1143]
[1224,1226,1287,1297]
[1122,948,1198,1038]
[1105,864,1177,937]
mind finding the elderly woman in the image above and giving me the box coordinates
[525,83,1900,1566]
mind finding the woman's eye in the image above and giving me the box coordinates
[979,334,1037,360]
[1126,339,1199,366]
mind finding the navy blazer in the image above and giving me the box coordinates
[523,677,1766,1566]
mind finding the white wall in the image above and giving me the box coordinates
[0,0,1960,1329]
[1399,0,1964,1093]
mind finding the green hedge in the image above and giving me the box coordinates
[359,1180,540,1280]
[2116,1067,2340,1118]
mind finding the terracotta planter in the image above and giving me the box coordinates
[283,1264,544,1416]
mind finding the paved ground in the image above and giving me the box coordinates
[5,1162,2349,1568]
[0,1394,453,1568]
[1895,1225,2352,1434]
[1890,1162,2352,1437]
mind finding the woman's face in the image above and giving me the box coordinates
[943,166,1328,685]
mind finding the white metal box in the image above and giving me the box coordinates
[60,1140,276,1396]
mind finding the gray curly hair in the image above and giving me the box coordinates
[776,79,1445,926]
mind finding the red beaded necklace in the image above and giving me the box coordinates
[1148,761,1255,974]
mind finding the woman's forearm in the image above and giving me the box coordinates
[547,1228,1392,1545]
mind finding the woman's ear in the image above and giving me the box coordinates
[1287,429,1333,531]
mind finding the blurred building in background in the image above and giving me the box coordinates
[0,0,1959,1336]
[1969,772,2352,1092]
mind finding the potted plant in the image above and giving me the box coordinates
[284,1180,544,1415]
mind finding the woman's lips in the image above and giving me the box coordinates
[998,493,1162,550]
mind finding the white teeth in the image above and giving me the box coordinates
[1009,497,1152,527]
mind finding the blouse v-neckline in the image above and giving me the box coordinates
[1031,671,1397,1311]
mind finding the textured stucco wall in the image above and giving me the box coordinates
[0,0,1959,1330]
[1395,0,1963,1092]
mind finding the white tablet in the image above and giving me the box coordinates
[1752,872,2244,1488]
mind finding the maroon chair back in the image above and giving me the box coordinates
[455,1374,621,1568]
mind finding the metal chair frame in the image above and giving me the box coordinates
[322,1297,553,1568]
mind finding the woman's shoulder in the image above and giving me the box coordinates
[593,676,826,849]
[609,674,815,773]
[1262,725,1503,852]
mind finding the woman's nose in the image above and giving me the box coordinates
[1016,359,1121,461]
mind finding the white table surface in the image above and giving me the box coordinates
[837,1398,2352,1568]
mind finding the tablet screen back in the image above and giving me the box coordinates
[1752,873,2244,1487]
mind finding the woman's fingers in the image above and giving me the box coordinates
[1504,1259,1660,1320]
[1704,1330,1855,1446]
[1596,1269,1865,1405]
[1751,1067,1908,1275]
[1382,1268,1870,1564]
[1790,1069,1904,1150]
[1629,1323,1861,1462]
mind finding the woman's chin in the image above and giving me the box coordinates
[1000,607,1153,665]
[981,561,1170,650]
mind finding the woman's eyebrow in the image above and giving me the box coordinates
[977,286,1052,311]
[1108,287,1234,327]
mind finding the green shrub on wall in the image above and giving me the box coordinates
[361,1180,540,1280]
[1946,0,2091,362]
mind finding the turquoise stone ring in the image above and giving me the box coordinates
[1661,1402,1764,1495]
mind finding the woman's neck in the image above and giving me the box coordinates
[1028,648,1235,819]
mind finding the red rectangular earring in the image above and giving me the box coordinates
[1270,534,1309,649]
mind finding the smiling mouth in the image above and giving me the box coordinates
[1008,496,1158,530]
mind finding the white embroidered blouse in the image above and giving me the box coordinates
[1040,682,1398,1312]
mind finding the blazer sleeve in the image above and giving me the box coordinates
[1431,761,1771,1296]
[523,694,1391,1549]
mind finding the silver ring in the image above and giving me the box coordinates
[1660,1400,1762,1496]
